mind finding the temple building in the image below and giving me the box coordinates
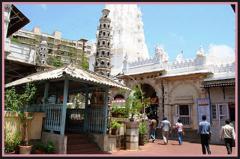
[117,45,235,144]
[89,4,149,75]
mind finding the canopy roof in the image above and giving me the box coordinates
[5,65,130,90]
[7,5,30,37]
[203,74,235,88]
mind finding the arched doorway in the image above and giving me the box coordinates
[140,84,159,120]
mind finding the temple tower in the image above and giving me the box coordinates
[37,39,48,65]
[89,4,149,75]
[94,8,112,77]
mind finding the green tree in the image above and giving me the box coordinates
[5,83,37,146]
[48,56,63,67]
[81,54,89,70]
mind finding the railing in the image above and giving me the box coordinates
[85,107,107,134]
[179,116,190,125]
[44,104,63,132]
[26,104,45,112]
[66,108,85,133]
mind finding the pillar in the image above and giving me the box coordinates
[60,78,69,135]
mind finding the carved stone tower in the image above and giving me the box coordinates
[94,9,112,77]
[37,39,48,65]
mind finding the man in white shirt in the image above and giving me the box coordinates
[220,119,236,154]
[160,117,171,144]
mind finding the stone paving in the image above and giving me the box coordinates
[107,139,237,157]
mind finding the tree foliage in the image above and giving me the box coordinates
[47,56,63,68]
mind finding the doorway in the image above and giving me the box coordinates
[229,103,235,122]
[140,83,158,120]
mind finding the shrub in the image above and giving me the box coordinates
[45,141,56,154]
[5,131,21,153]
[139,121,148,135]
[110,120,121,129]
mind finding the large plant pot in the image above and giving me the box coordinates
[5,151,16,154]
[19,145,32,154]
[111,128,118,135]
[34,149,45,154]
[139,134,145,146]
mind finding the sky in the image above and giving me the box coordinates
[15,3,236,63]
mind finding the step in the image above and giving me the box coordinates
[68,143,99,150]
[68,138,90,145]
[67,134,88,138]
[67,149,103,154]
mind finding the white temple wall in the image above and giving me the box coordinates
[166,78,204,130]
[209,86,235,104]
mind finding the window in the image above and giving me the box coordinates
[219,104,224,120]
[212,104,217,119]
[178,105,190,125]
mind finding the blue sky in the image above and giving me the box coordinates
[16,3,235,62]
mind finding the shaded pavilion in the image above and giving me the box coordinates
[5,64,130,136]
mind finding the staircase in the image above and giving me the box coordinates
[67,134,104,154]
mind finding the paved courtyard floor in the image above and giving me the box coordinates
[108,139,237,157]
[81,139,237,157]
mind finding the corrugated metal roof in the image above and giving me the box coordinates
[203,77,235,88]
[5,65,130,90]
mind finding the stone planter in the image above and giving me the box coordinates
[19,145,32,154]
[125,121,139,150]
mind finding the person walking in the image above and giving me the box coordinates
[149,118,157,142]
[198,115,211,155]
[175,118,184,145]
[160,117,171,144]
[220,119,236,154]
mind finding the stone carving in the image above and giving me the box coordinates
[155,45,169,63]
[36,40,48,66]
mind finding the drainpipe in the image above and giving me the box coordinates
[161,80,165,118]
[207,87,212,124]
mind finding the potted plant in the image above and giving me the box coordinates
[4,131,21,154]
[32,140,56,154]
[45,141,56,154]
[5,83,37,154]
[110,120,121,135]
[32,141,45,154]
[138,120,148,146]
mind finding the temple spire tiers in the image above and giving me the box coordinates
[102,4,149,75]
[94,9,112,77]
[36,36,49,72]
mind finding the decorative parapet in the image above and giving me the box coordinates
[207,62,235,74]
[128,57,159,67]
[124,53,234,76]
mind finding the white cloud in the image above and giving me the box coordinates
[206,44,235,65]
[40,4,47,10]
